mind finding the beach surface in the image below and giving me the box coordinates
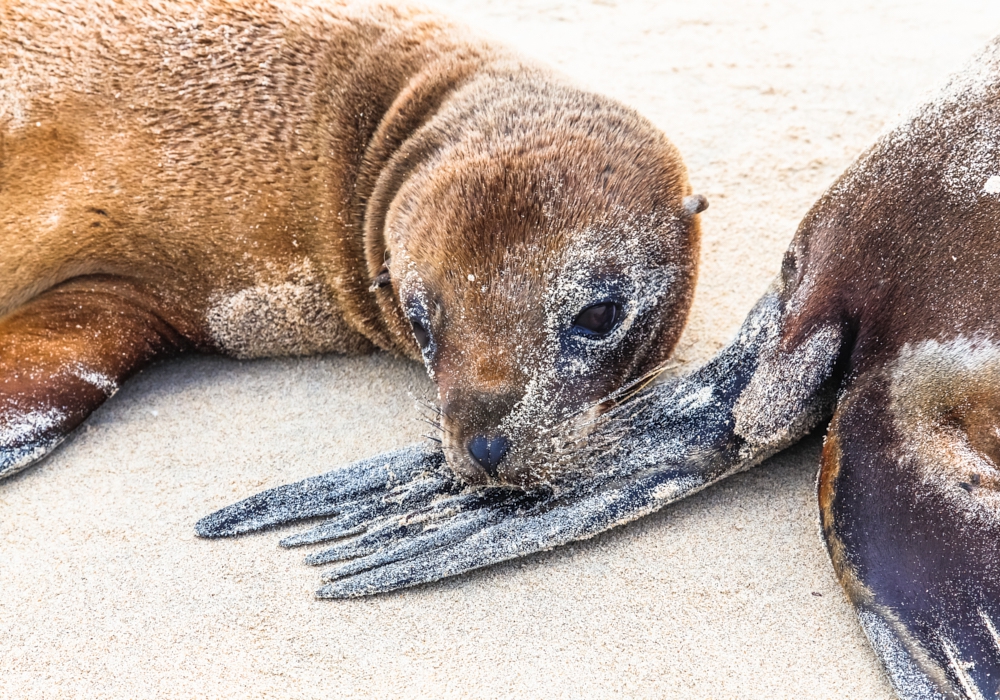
[4,1,1000,698]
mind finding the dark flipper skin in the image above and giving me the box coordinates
[821,369,1000,700]
[198,286,849,597]
[201,34,1000,700]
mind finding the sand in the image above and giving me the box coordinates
[3,1,1000,698]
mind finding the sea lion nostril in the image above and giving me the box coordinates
[467,435,489,466]
[467,434,511,477]
[489,435,510,469]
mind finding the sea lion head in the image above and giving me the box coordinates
[377,84,704,487]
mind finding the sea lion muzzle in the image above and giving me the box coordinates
[439,385,522,482]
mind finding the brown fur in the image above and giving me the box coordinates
[0,0,701,483]
[756,37,1000,697]
[193,31,1000,695]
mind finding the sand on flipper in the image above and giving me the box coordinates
[3,1,1000,698]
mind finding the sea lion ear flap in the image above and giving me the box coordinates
[682,194,709,217]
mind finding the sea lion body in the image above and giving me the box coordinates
[0,1,702,481]
[202,30,1000,700]
[626,39,1000,698]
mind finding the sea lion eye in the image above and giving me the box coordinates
[572,302,623,337]
[411,319,431,349]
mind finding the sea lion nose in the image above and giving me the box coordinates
[467,434,510,477]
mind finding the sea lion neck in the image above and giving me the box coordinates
[301,9,498,358]
[356,57,493,358]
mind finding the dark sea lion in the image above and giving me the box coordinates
[0,1,705,484]
[202,29,1000,700]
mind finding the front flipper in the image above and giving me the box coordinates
[199,434,717,597]
[0,278,182,479]
[200,288,848,597]
[820,359,1000,700]
[195,444,461,539]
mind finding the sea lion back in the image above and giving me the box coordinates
[0,0,483,345]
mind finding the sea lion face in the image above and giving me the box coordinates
[385,140,701,486]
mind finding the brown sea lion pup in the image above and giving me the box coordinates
[203,28,1000,700]
[0,0,707,485]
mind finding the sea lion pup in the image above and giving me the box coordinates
[202,29,1000,700]
[0,0,706,484]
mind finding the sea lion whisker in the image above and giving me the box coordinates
[416,416,445,432]
[538,361,681,450]
[413,399,444,417]
[602,361,683,409]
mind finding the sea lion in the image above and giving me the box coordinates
[0,0,706,485]
[201,29,1000,700]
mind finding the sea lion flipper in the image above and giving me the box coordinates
[199,351,735,596]
[208,287,849,596]
[820,369,1000,700]
[0,281,181,480]
[310,465,711,598]
[195,443,458,538]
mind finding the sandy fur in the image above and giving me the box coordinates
[0,0,699,484]
[13,1,997,697]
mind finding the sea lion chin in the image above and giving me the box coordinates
[0,0,703,487]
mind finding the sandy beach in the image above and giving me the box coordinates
[4,1,1000,697]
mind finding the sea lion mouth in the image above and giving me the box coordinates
[424,365,669,488]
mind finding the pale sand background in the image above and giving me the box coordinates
[3,1,1000,698]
